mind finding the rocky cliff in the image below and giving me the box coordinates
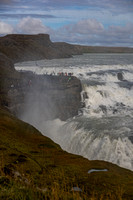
[0,34,133,65]
[0,34,83,62]
[0,52,82,121]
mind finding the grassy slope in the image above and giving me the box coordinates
[0,108,133,199]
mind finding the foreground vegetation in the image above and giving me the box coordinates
[0,108,133,199]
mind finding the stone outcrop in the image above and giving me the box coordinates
[117,72,124,81]
[0,34,83,63]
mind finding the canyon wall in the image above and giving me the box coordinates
[0,52,82,121]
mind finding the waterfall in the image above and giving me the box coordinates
[15,53,133,171]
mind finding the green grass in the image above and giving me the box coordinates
[0,108,133,199]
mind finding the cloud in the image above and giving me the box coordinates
[0,21,14,34]
[0,17,133,47]
[38,0,132,7]
[51,19,133,47]
[66,19,104,34]
[108,24,133,36]
[37,0,133,13]
[16,17,51,34]
[53,18,105,40]
[103,23,133,45]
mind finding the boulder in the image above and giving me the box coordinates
[117,72,124,81]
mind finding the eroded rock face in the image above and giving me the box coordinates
[0,53,82,121]
[117,72,124,81]
[0,34,82,120]
[0,34,82,62]
[0,53,18,108]
[0,34,133,65]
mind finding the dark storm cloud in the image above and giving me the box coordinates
[0,13,56,19]
[0,0,132,14]
[0,0,16,9]
[37,0,133,12]
[0,0,13,4]
[0,0,133,11]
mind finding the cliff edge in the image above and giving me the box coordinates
[0,34,133,64]
[0,34,82,62]
[0,50,82,121]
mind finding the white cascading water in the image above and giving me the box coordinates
[15,53,133,171]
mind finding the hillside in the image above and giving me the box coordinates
[55,42,133,54]
[1,108,133,199]
[0,34,133,64]
[0,34,82,63]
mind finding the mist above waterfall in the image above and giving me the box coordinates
[18,74,58,129]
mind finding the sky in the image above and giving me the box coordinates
[0,0,133,47]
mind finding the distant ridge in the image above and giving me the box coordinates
[0,34,133,63]
[78,45,133,53]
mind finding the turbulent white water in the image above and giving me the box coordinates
[15,53,133,171]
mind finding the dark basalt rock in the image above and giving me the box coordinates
[99,105,107,114]
[129,136,133,144]
[117,72,124,81]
